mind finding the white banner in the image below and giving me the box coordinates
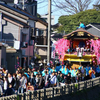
[51,43,55,59]
[0,12,2,39]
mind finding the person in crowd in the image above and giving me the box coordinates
[0,85,3,97]
[89,67,95,79]
[66,73,71,84]
[69,67,77,83]
[44,71,50,88]
[5,84,15,96]
[64,65,69,75]
[78,64,82,70]
[50,72,57,87]
[35,74,39,89]
[0,78,3,88]
[57,71,61,87]
[18,73,27,93]
[60,65,64,74]
[7,73,14,88]
[14,74,20,93]
[96,64,100,77]
[2,68,8,77]
[57,73,64,86]
[16,70,20,78]
[29,72,36,86]
[12,73,17,90]
[32,68,38,76]
[38,74,44,89]
[85,64,91,80]
[76,69,82,82]
[3,77,8,94]
[26,82,34,92]
[50,67,56,74]
[81,66,86,81]
[42,68,47,76]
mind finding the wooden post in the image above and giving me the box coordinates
[44,89,46,100]
[52,88,54,98]
[29,92,32,100]
[24,93,26,100]
[60,86,63,95]
[92,80,93,87]
[39,91,40,100]
[64,85,66,94]
[71,85,72,93]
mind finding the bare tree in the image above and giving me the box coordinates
[94,0,100,5]
[53,0,100,15]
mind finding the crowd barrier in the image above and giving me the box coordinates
[0,77,100,100]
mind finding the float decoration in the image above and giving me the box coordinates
[55,38,70,61]
[90,39,100,65]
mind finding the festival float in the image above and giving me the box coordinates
[55,28,100,68]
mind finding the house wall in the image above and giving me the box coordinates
[36,22,47,30]
[6,53,16,73]
[2,19,20,40]
[37,47,47,56]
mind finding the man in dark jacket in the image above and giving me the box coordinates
[57,73,64,86]
[44,71,50,88]
[38,74,44,89]
[5,84,15,96]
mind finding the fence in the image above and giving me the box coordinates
[0,77,100,100]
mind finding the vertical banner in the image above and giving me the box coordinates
[0,12,2,40]
[51,43,55,59]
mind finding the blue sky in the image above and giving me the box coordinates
[37,0,66,24]
[37,0,96,24]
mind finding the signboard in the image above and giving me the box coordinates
[51,43,55,59]
[77,32,84,36]
[14,41,20,50]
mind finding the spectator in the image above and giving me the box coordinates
[81,66,86,81]
[5,84,15,96]
[38,74,44,89]
[18,73,27,93]
[26,82,34,92]
[44,71,50,88]
[89,67,95,79]
[60,65,64,74]
[50,67,56,74]
[96,64,100,77]
[0,85,3,97]
[50,72,57,87]
[85,64,91,80]
[66,73,71,84]
[7,73,14,88]
[35,74,39,89]
[57,73,64,86]
[0,78,3,88]
[76,69,82,82]
[29,73,36,86]
[3,77,8,94]
[64,65,69,75]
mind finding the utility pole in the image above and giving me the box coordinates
[47,0,51,64]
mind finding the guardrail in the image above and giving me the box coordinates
[0,77,100,100]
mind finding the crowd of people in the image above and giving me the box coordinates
[0,63,100,97]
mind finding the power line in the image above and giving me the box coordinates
[37,4,48,9]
